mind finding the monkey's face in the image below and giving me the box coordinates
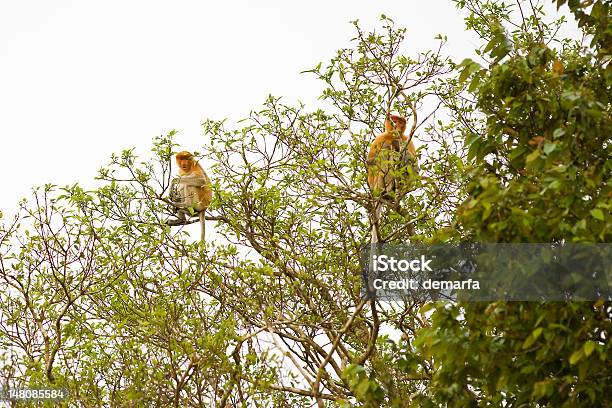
[386,115,406,133]
[391,117,406,131]
[177,158,193,173]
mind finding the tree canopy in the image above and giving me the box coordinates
[0,1,609,407]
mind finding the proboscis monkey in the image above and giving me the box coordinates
[175,151,212,210]
[170,151,212,242]
[366,114,418,246]
[367,114,418,197]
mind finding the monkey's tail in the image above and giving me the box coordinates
[365,203,382,300]
[370,203,382,244]
[199,211,206,243]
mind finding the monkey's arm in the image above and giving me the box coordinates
[177,175,209,187]
[367,134,391,166]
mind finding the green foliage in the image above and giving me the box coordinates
[413,1,611,407]
[417,301,610,406]
[342,364,385,406]
[0,2,609,407]
[0,16,461,407]
[452,0,611,244]
[556,0,611,58]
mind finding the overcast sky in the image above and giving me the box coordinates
[0,1,575,219]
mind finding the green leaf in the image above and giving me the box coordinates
[419,303,435,315]
[569,349,583,365]
[532,327,543,340]
[590,209,604,221]
[508,146,527,161]
[458,59,481,83]
[526,149,540,163]
[482,205,492,221]
[562,91,581,102]
[459,67,472,83]
[574,219,587,231]
[553,128,566,139]
[533,380,553,398]
[468,74,481,92]
[583,340,596,356]
[543,143,556,155]
[522,327,543,349]
[356,380,370,396]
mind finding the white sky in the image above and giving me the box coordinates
[0,1,575,218]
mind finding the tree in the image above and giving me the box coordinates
[0,1,609,407]
[413,1,611,407]
[0,18,462,407]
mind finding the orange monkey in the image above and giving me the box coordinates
[168,151,212,242]
[367,114,418,198]
[175,151,212,212]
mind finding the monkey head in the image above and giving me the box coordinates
[176,151,195,174]
[384,114,407,134]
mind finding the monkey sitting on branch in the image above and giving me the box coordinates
[362,114,419,299]
[367,114,418,198]
[166,151,212,242]
[366,114,419,243]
